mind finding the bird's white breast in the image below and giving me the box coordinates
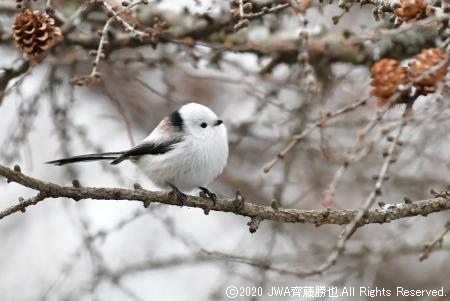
[135,125,228,192]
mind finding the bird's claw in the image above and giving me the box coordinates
[199,186,217,206]
[168,183,187,206]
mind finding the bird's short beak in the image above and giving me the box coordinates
[214,119,223,126]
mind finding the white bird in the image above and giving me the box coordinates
[47,102,229,203]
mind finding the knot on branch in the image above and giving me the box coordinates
[202,207,210,215]
[233,190,245,211]
[247,216,262,233]
[270,199,279,210]
[72,178,81,188]
[71,179,82,201]
[18,197,26,213]
[6,164,22,183]
[403,195,412,203]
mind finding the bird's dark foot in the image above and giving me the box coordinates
[199,186,217,206]
[168,183,187,206]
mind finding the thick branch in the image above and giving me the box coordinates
[62,24,437,72]
[0,164,449,226]
[0,6,440,71]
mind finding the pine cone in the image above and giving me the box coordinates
[370,59,408,107]
[394,0,427,22]
[12,9,62,59]
[409,48,448,95]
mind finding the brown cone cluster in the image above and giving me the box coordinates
[12,9,62,59]
[370,59,408,107]
[370,48,448,106]
[394,0,427,22]
[409,48,448,95]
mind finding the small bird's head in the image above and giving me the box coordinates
[177,102,226,139]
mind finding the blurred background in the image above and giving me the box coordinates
[0,0,449,300]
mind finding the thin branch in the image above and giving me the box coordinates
[91,17,113,79]
[0,59,30,103]
[101,0,149,38]
[70,0,150,85]
[321,105,391,206]
[0,192,46,219]
[263,98,368,173]
[307,106,411,277]
[419,221,450,261]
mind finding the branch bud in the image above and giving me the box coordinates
[247,216,262,233]
[72,179,81,188]
[233,190,245,211]
[270,199,279,210]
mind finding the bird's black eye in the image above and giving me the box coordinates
[200,122,207,128]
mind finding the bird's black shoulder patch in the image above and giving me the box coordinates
[170,110,184,132]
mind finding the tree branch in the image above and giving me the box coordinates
[0,59,30,103]
[0,164,449,229]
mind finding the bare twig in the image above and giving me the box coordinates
[263,98,368,173]
[321,105,391,206]
[0,59,30,103]
[419,221,450,261]
[70,0,150,85]
[307,106,411,277]
[242,2,292,20]
[101,0,149,38]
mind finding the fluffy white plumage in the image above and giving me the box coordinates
[47,102,229,194]
[136,102,229,191]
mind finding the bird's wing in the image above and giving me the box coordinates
[111,112,185,165]
[110,139,182,165]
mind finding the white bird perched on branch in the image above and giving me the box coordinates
[47,102,229,203]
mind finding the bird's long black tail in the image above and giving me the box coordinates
[46,152,124,166]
